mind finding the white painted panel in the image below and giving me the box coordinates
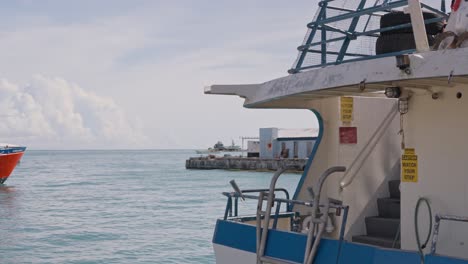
[401,84,468,259]
[294,96,400,239]
[247,141,259,153]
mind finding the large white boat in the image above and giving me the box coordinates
[206,0,468,263]
[196,141,243,154]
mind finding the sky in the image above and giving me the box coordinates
[0,0,320,149]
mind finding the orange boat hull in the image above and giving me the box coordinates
[0,152,24,184]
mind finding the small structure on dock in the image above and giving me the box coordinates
[259,128,317,159]
[187,127,316,171]
[247,141,260,157]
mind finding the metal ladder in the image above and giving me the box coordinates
[256,166,346,264]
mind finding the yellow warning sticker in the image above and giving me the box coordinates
[402,149,418,182]
[404,148,415,155]
[340,97,353,123]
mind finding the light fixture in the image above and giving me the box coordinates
[396,55,410,70]
[385,87,402,98]
[398,98,409,114]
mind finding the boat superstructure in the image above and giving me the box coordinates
[207,0,468,263]
[196,140,243,154]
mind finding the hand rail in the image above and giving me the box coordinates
[257,167,347,264]
[339,104,398,189]
[304,166,346,264]
[221,192,346,210]
[221,167,351,264]
[222,188,291,218]
[235,188,290,200]
[257,167,289,263]
[228,179,292,218]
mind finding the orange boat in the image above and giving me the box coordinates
[0,144,26,184]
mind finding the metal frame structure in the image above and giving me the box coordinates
[222,188,291,220]
[221,186,350,235]
[289,0,448,73]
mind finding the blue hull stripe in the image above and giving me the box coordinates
[213,220,468,264]
[337,241,421,264]
[213,219,340,263]
[291,109,324,204]
[425,255,468,264]
[0,146,26,154]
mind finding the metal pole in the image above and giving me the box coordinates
[304,166,346,263]
[234,197,239,217]
[258,168,288,262]
[224,197,232,220]
[256,192,265,263]
[339,206,350,241]
[335,0,367,63]
[407,0,430,52]
[321,2,328,65]
[241,136,244,157]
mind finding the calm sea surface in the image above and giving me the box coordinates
[0,150,301,264]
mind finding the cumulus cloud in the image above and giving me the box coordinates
[0,75,146,149]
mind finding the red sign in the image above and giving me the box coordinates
[339,127,357,144]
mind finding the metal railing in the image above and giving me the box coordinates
[289,0,448,73]
[339,104,398,189]
[221,166,350,264]
[222,189,347,221]
[222,188,291,219]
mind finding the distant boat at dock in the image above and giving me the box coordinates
[195,140,244,154]
[195,149,220,154]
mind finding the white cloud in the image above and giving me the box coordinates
[0,75,146,149]
[0,1,319,149]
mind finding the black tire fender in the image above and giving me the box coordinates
[376,33,435,55]
[380,11,445,35]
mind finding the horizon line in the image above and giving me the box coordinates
[24,148,199,151]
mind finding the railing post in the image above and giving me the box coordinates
[339,206,350,240]
[321,2,328,65]
[335,0,367,63]
[234,197,239,217]
[224,197,232,220]
[292,3,327,71]
[257,167,288,262]
[272,202,282,230]
[407,0,430,52]
[228,197,233,217]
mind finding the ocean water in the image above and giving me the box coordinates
[0,150,301,264]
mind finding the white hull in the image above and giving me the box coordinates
[213,244,256,264]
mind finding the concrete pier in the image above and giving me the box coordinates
[185,157,307,172]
